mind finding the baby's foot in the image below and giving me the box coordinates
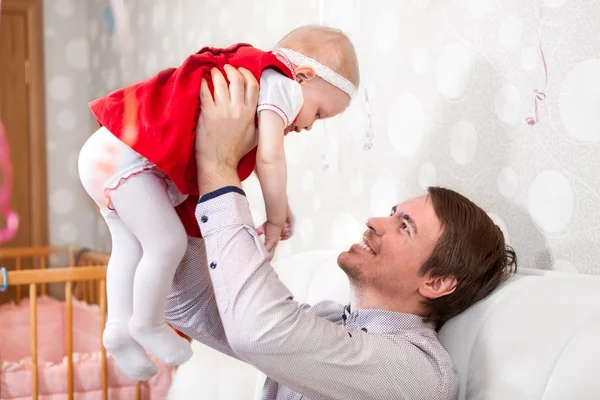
[103,322,158,381]
[128,319,192,366]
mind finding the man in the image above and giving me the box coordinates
[165,66,517,399]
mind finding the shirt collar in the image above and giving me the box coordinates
[342,304,435,333]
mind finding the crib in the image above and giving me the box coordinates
[0,247,174,399]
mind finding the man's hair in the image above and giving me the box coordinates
[422,187,517,330]
[275,25,360,87]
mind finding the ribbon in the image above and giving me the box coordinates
[526,7,548,126]
[526,42,548,126]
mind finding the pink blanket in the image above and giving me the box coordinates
[0,296,173,399]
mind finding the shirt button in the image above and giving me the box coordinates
[361,327,368,332]
[209,261,217,269]
[201,215,208,223]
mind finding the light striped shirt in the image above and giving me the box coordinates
[165,187,459,400]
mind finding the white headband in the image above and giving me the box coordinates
[275,48,356,98]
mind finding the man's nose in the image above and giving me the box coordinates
[365,217,386,234]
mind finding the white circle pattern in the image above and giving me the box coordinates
[449,120,478,165]
[51,189,76,215]
[528,170,574,233]
[559,59,600,143]
[387,93,425,156]
[436,42,473,98]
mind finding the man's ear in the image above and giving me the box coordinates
[294,65,316,83]
[418,275,457,299]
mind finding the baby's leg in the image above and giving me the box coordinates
[102,214,158,381]
[111,172,192,366]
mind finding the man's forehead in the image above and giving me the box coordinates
[396,195,430,211]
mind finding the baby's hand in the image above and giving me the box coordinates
[281,206,295,241]
[256,221,283,261]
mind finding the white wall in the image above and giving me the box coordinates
[45,0,600,274]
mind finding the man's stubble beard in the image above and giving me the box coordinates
[337,252,366,284]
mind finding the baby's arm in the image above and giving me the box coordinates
[254,68,302,258]
[255,111,287,257]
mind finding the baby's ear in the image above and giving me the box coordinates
[295,65,316,82]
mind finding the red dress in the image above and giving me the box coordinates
[89,44,295,237]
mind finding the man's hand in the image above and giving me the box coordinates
[196,65,260,195]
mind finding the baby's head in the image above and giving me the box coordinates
[274,25,360,132]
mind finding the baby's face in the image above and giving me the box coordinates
[290,77,350,133]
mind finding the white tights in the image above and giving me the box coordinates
[101,172,192,380]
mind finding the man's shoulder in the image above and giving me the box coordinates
[304,300,345,323]
[390,328,459,399]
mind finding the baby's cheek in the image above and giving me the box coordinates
[295,109,306,124]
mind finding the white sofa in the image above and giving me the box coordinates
[167,250,600,400]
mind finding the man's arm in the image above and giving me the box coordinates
[164,235,239,359]
[162,65,260,360]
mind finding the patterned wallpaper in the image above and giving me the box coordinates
[43,0,100,251]
[43,0,600,274]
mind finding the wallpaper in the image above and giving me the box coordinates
[43,0,600,274]
[43,0,99,251]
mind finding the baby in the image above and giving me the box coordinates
[78,25,359,380]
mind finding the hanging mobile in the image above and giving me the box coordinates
[525,4,548,126]
[364,85,374,149]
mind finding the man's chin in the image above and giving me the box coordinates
[337,249,354,266]
[337,251,361,279]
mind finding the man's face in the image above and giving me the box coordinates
[337,195,443,299]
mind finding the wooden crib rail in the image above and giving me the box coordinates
[75,249,110,265]
[0,246,73,302]
[0,246,71,257]
[0,246,110,306]
[0,253,143,400]
[71,250,112,305]
[3,265,105,285]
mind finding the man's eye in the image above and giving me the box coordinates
[401,221,410,233]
